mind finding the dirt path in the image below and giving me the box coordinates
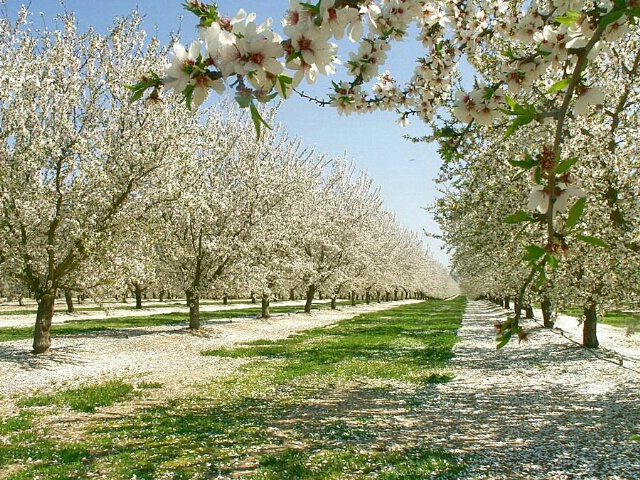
[415,300,640,479]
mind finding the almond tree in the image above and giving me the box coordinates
[0,10,193,353]
[128,1,640,347]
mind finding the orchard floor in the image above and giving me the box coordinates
[1,299,639,479]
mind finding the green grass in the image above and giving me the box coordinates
[17,379,137,413]
[0,301,351,343]
[2,298,468,479]
[563,307,639,331]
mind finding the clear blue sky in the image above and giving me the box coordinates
[7,0,450,267]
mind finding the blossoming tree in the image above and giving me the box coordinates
[127,0,640,346]
[0,11,195,353]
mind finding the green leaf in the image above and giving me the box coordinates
[534,269,547,291]
[496,333,511,349]
[505,210,534,224]
[556,156,578,174]
[556,11,582,25]
[546,252,558,269]
[576,234,610,248]
[631,434,640,442]
[534,166,542,184]
[523,244,547,262]
[504,112,535,138]
[600,9,624,27]
[547,77,572,93]
[566,197,586,230]
[249,102,272,140]
[508,154,537,170]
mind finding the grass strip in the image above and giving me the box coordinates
[17,379,137,413]
[2,298,467,479]
[562,307,639,331]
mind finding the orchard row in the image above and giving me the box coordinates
[0,11,456,354]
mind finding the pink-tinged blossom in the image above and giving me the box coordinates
[164,41,201,94]
[164,41,224,107]
[320,0,361,41]
[528,183,586,215]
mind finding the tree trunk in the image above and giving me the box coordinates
[223,293,228,306]
[251,291,257,304]
[525,304,534,319]
[583,301,599,348]
[376,291,381,303]
[159,289,165,302]
[541,297,554,328]
[33,289,56,354]
[289,289,295,301]
[504,295,510,310]
[64,289,75,314]
[18,295,24,307]
[366,289,371,304]
[331,293,337,310]
[304,284,316,314]
[350,290,356,307]
[261,294,270,319]
[134,284,143,310]
[186,289,200,329]
[393,290,398,301]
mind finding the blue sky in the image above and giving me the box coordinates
[8,0,450,266]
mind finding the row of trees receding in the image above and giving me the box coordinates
[0,10,458,354]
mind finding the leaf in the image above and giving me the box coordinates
[505,210,534,224]
[534,269,547,291]
[496,333,511,349]
[534,166,542,184]
[548,77,572,93]
[565,197,586,230]
[508,154,537,170]
[576,234,610,248]
[556,11,582,25]
[556,156,578,174]
[523,244,547,262]
[249,102,272,140]
[546,252,558,269]
[600,9,624,27]
[504,112,535,138]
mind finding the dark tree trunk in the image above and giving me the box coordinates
[583,302,599,348]
[18,295,24,306]
[318,291,323,300]
[134,284,143,310]
[64,289,75,314]
[223,293,228,306]
[186,289,200,329]
[33,289,56,354]
[366,289,371,304]
[393,290,398,301]
[376,291,381,303]
[159,289,165,302]
[261,294,270,319]
[331,293,337,310]
[350,290,356,306]
[385,291,391,302]
[304,284,316,314]
[541,297,554,328]
[251,291,257,304]
[525,304,534,319]
[289,289,295,301]
[504,295,510,310]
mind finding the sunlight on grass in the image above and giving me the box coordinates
[2,298,468,479]
[17,379,137,413]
